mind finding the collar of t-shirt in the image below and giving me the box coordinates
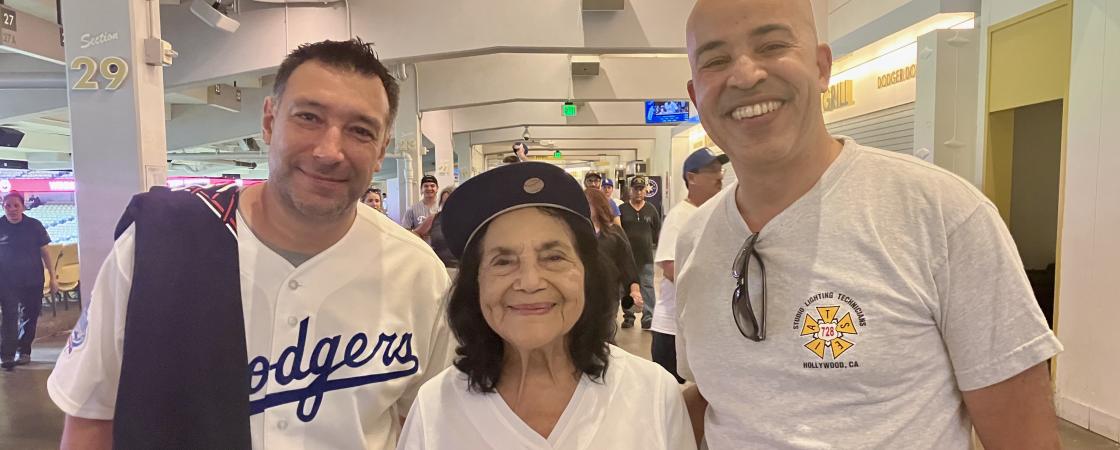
[235,211,331,268]
[726,137,860,238]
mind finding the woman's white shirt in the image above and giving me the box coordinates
[397,345,696,450]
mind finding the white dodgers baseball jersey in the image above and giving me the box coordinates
[48,203,454,449]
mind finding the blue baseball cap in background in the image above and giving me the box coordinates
[682,147,729,184]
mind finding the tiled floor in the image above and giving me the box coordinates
[1,325,1115,449]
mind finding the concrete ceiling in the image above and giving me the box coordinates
[4,0,916,178]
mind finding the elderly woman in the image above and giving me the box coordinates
[0,191,57,370]
[397,162,694,449]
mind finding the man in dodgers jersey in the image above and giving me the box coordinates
[676,0,1063,448]
[48,39,453,449]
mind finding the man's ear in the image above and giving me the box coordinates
[816,44,834,92]
[262,96,277,145]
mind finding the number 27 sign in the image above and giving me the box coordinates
[70,56,130,91]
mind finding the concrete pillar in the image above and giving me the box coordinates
[420,109,455,188]
[452,133,473,181]
[914,29,981,185]
[61,0,169,305]
[393,63,422,217]
[651,126,673,201]
[383,176,401,222]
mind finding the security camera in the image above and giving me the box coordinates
[190,0,240,33]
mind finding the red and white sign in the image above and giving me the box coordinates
[0,177,264,193]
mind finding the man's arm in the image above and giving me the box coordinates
[681,384,707,446]
[41,245,59,294]
[61,416,112,450]
[962,363,1060,450]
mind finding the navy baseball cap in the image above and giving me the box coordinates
[441,162,592,259]
[683,147,729,184]
[602,178,614,188]
[420,175,439,186]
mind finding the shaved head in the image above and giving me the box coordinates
[687,0,819,62]
[684,0,835,170]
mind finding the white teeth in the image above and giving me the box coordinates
[732,101,783,120]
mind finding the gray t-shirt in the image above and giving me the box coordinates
[675,138,1062,449]
[402,201,439,230]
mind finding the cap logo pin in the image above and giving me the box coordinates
[523,177,545,194]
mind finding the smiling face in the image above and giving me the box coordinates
[421,182,438,201]
[261,60,391,222]
[477,208,586,352]
[361,191,382,210]
[687,0,832,167]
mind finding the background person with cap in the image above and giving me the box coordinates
[651,148,727,384]
[601,178,623,224]
[397,162,694,450]
[583,171,603,190]
[403,174,441,234]
[619,176,661,329]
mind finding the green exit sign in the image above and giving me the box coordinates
[562,102,577,117]
[553,150,563,159]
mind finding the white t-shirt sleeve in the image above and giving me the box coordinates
[396,396,428,450]
[662,376,699,450]
[674,224,702,382]
[654,208,683,264]
[936,203,1063,391]
[396,272,454,417]
[47,225,136,420]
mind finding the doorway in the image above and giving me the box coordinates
[982,0,1071,329]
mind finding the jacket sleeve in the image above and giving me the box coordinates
[613,228,640,287]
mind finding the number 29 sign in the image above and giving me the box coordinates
[70,56,130,91]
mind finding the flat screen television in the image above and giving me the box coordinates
[645,100,690,124]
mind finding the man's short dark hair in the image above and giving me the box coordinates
[273,38,400,123]
[447,208,614,393]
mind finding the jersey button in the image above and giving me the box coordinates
[288,280,301,290]
[287,316,298,327]
[277,419,288,430]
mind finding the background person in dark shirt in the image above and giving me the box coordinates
[415,186,458,268]
[0,191,57,370]
[619,177,661,329]
[585,188,642,325]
